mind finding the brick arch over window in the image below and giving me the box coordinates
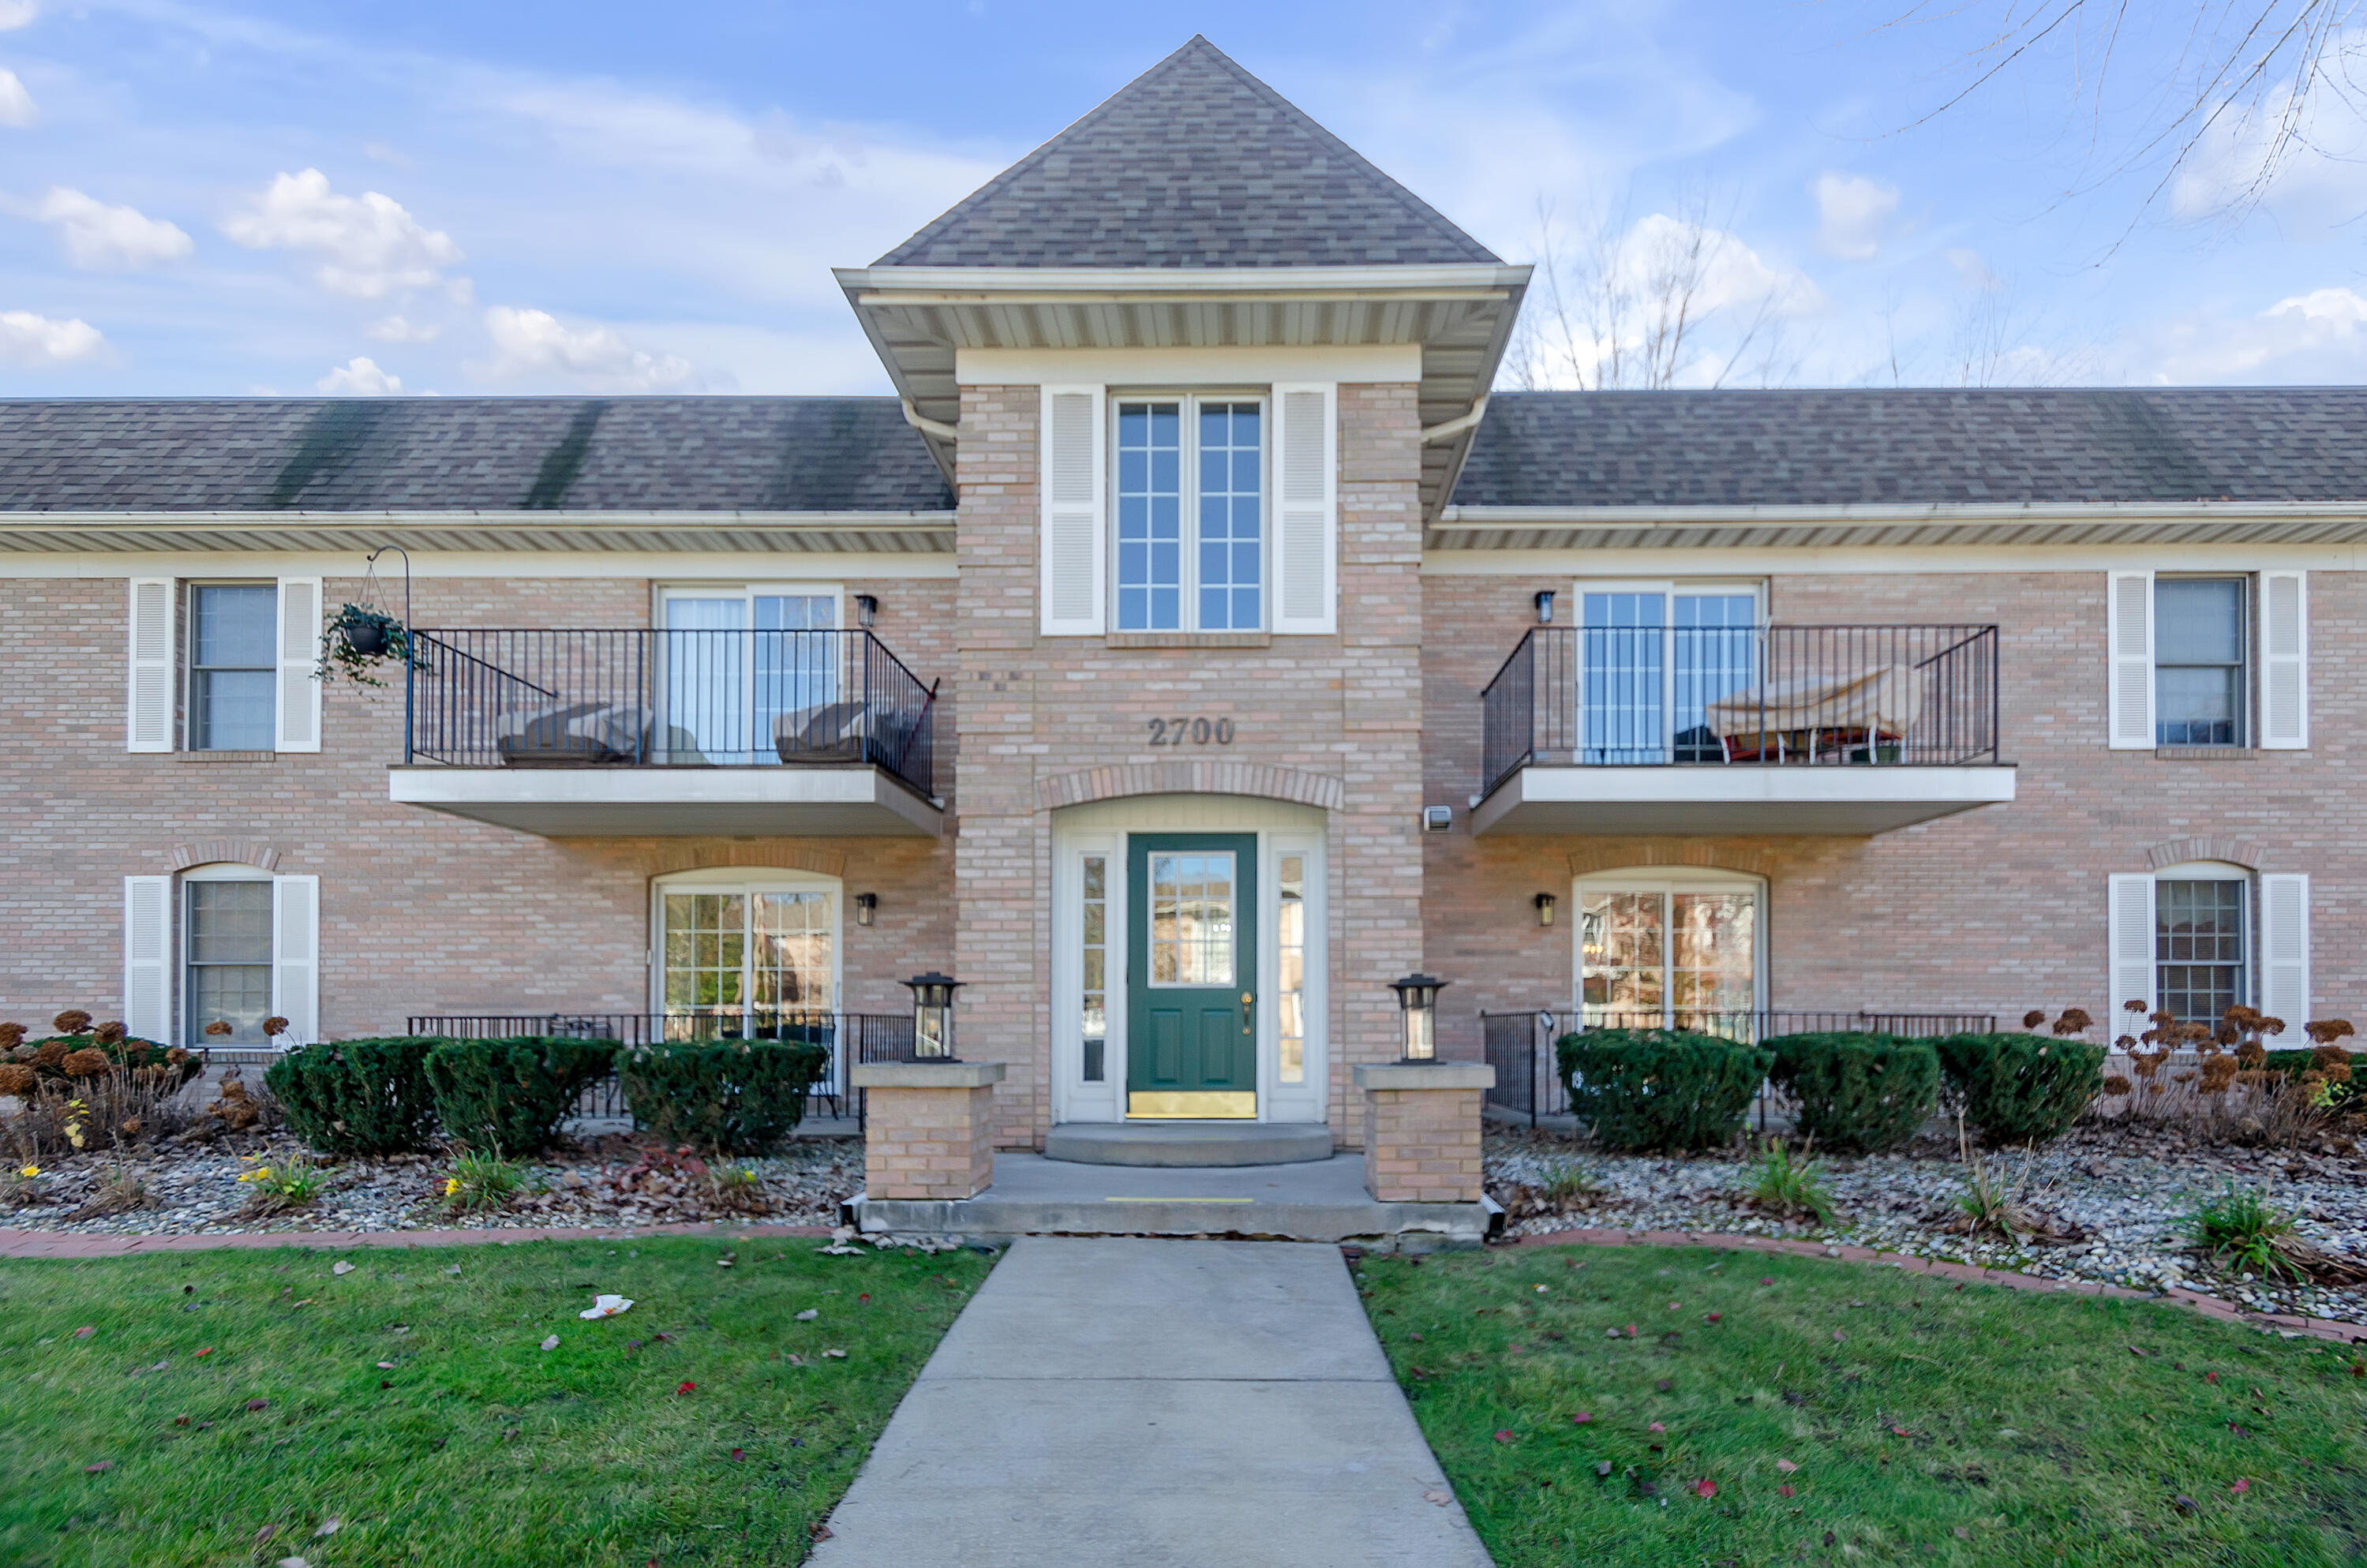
[642,845,849,880]
[1034,762,1346,813]
[169,838,283,873]
[1565,841,1777,879]
[2144,837,2264,872]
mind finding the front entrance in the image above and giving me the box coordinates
[1127,833,1257,1118]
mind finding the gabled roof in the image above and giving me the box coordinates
[1451,388,2367,510]
[0,397,951,513]
[875,36,1499,270]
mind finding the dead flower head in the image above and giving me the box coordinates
[51,1010,92,1035]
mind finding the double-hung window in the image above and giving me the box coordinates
[1114,396,1264,632]
[188,584,279,750]
[2155,875,2246,1023]
[2154,578,2245,747]
[1577,586,1760,763]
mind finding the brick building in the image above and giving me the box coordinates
[2,37,2356,1152]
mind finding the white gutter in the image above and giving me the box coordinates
[1436,500,2367,530]
[1421,394,1489,446]
[901,399,961,443]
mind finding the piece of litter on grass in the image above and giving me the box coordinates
[823,1349,847,1359]
[331,1262,354,1276]
[277,1558,311,1568]
[313,1518,341,1538]
[195,1347,212,1357]
[579,1294,634,1320]
[83,1461,112,1473]
[376,1361,395,1370]
[796,1309,819,1321]
[540,1335,560,1351]
[1776,1459,1799,1473]
[73,1326,96,1338]
[444,1265,461,1275]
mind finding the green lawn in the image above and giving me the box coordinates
[0,1235,993,1566]
[1359,1244,2367,1567]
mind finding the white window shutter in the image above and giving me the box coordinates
[2106,872,2156,1024]
[2259,570,2308,749]
[2260,873,2310,1028]
[126,577,175,753]
[275,577,323,752]
[2106,570,2154,750]
[1039,385,1106,636]
[123,875,174,1044]
[272,874,320,1048]
[1272,382,1337,635]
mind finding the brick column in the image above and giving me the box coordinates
[1353,1061,1493,1203]
[849,1061,1008,1200]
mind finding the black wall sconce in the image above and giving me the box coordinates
[855,893,878,927]
[1534,589,1556,624]
[1534,892,1556,927]
[854,593,879,628]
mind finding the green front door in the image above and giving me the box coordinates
[1127,833,1257,1118]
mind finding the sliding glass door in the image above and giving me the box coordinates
[1579,588,1758,763]
[659,589,838,763]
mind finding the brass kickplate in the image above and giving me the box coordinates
[1127,1091,1257,1119]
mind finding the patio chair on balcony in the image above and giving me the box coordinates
[773,702,868,764]
[496,701,708,767]
[1703,664,1921,764]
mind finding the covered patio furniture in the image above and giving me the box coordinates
[1703,663,1921,763]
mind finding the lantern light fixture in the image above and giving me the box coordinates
[904,971,963,1060]
[1388,973,1448,1062]
[854,593,879,628]
[1534,589,1556,624]
[1534,892,1556,927]
[854,893,878,927]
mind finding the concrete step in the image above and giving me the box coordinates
[1044,1120,1335,1167]
[852,1153,1498,1253]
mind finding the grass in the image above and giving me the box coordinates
[0,1234,993,1566]
[1358,1244,2367,1566]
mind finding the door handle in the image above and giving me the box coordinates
[1242,992,1254,1034]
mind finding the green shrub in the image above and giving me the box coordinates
[1556,1029,1772,1152]
[425,1035,616,1156]
[617,1038,829,1154]
[1765,1031,1941,1153]
[1934,1032,2105,1145]
[264,1038,440,1154]
[2260,1049,2361,1110]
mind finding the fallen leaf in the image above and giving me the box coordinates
[2205,1371,2221,1384]
[1655,1379,1672,1392]
[2174,1495,2199,1516]
[730,1448,746,1461]
[173,1415,189,1427]
[1493,1429,1517,1443]
[1776,1459,1799,1473]
[1891,1425,1910,1438]
[501,1428,521,1441]
[73,1326,96,1339]
[83,1461,112,1474]
[1571,1412,1594,1424]
[1705,1312,1722,1323]
[331,1262,354,1276]
[1779,1484,1796,1499]
[313,1518,341,1538]
[1422,1489,1451,1506]
[1625,1323,1638,1338]
[796,1309,819,1321]
[1693,1479,1717,1499]
[195,1347,212,1357]
[2230,1478,2251,1494]
[1649,1423,1665,1433]
[1595,1461,1613,1478]
[245,1398,268,1413]
[823,1349,847,1360]
[1760,1277,1774,1286]
[676,1380,697,1394]
[380,1380,391,1390]
[859,1293,871,1303]
[1833,1330,1846,1342]
[808,1521,833,1543]
[540,1335,560,1352]
[254,1525,277,1546]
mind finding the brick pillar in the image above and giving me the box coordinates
[1354,1061,1494,1203]
[849,1061,1008,1200]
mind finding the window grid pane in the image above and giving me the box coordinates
[1116,402,1183,631]
[1196,402,1262,631]
[2155,578,2245,747]
[662,893,747,1022]
[1580,890,1665,1020]
[1582,593,1666,764]
[189,584,277,751]
[1148,851,1235,987]
[1672,595,1757,762]
[1277,854,1305,1084]
[2157,878,2245,1024]
[1080,855,1107,1082]
[752,891,833,1018]
[185,881,273,1044]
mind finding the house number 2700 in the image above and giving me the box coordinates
[1148,717,1234,746]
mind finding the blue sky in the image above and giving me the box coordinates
[3,0,2365,395]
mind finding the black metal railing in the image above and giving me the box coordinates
[407,1009,921,1125]
[1480,624,2000,799]
[1479,1008,1999,1128]
[403,628,938,799]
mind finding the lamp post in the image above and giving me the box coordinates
[904,972,963,1061]
[1388,973,1447,1062]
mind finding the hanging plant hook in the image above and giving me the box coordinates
[318,544,415,687]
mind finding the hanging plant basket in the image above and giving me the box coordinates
[319,604,413,688]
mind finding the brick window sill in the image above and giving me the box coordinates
[2153,747,2256,761]
[175,750,277,763]
[1103,631,1272,649]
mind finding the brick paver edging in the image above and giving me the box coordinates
[1510,1227,2367,1346]
[0,1222,834,1259]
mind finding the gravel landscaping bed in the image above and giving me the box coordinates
[2,1128,863,1237]
[1485,1120,2367,1324]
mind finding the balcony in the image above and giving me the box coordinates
[388,628,942,836]
[1474,623,2016,836]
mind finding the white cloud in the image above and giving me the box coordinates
[0,309,102,365]
[1618,213,1824,320]
[1946,246,2002,292]
[1813,171,1899,260]
[2128,285,2367,383]
[476,305,693,390]
[0,65,35,127]
[28,187,193,269]
[316,355,401,395]
[364,313,440,342]
[0,2,37,30]
[220,168,465,299]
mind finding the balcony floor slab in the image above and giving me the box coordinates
[1472,763,2017,836]
[388,764,942,837]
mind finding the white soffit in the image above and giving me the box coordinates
[1431,501,2367,552]
[0,510,957,556]
[957,343,1423,385]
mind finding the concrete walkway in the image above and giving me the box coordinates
[808,1236,1495,1567]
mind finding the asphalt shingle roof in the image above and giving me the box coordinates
[1453,388,2367,509]
[0,397,953,512]
[875,36,1500,270]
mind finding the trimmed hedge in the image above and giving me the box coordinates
[1764,1031,1940,1153]
[618,1038,829,1154]
[1556,1028,1772,1152]
[425,1035,618,1156]
[1935,1032,2106,1145]
[265,1037,440,1154]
